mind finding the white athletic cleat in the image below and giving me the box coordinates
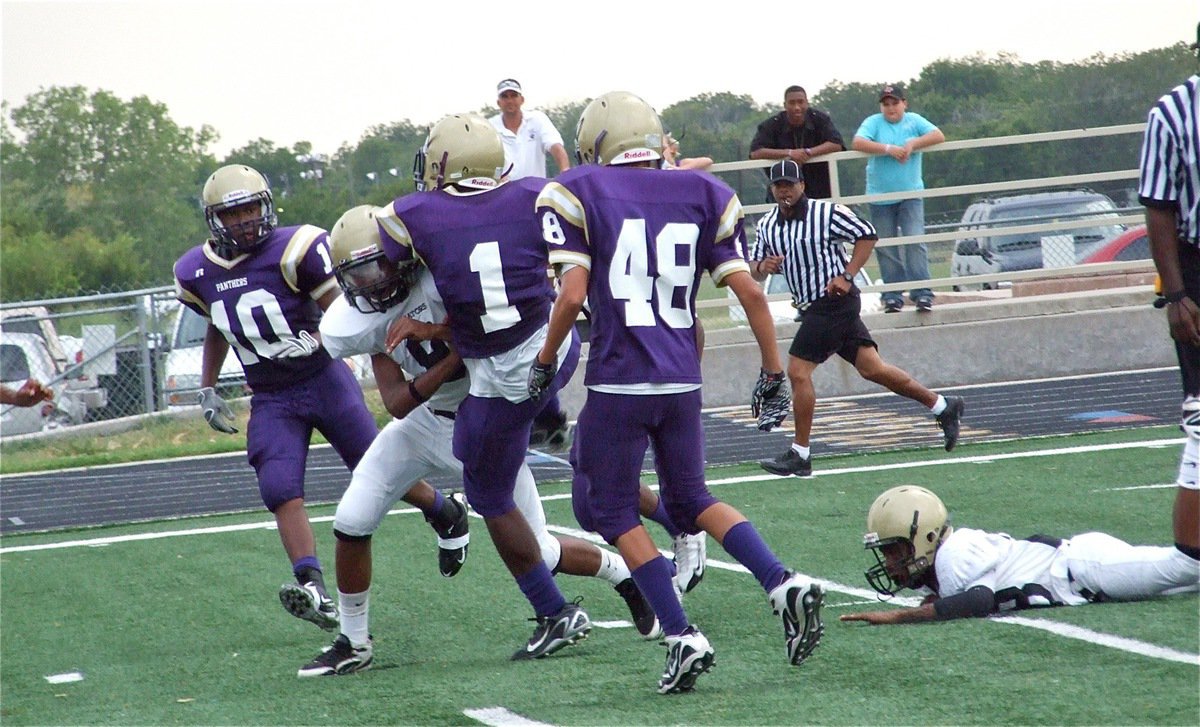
[672,532,707,594]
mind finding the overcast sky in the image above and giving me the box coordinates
[3,0,1195,158]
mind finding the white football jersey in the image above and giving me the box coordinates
[320,270,469,413]
[935,527,1084,610]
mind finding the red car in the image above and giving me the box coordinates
[1082,225,1148,263]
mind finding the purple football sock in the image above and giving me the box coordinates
[721,521,788,592]
[632,557,690,636]
[515,562,567,617]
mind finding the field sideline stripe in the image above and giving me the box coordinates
[0,438,1184,555]
[463,707,557,727]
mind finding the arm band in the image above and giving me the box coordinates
[1165,290,1188,304]
[408,379,429,404]
[933,585,996,620]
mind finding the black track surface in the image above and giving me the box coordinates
[0,368,1183,535]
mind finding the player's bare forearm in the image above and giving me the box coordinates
[840,603,937,625]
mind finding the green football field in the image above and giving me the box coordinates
[2,428,1197,726]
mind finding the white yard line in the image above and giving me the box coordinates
[463,707,558,727]
[3,436,1195,666]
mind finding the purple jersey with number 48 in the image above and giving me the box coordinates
[376,178,555,359]
[173,224,339,392]
[537,165,750,387]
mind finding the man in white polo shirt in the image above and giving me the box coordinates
[489,78,571,179]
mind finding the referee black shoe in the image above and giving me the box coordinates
[759,448,813,477]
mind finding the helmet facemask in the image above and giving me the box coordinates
[863,534,930,598]
[206,193,276,257]
[336,251,419,314]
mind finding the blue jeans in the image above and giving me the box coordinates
[870,199,932,305]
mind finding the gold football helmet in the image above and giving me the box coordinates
[862,485,953,596]
[575,91,664,166]
[202,164,277,256]
[413,113,506,192]
[328,205,419,313]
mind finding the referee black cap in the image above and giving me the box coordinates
[769,159,804,184]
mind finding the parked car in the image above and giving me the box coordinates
[729,271,879,324]
[0,306,107,419]
[1,332,68,435]
[1081,225,1149,263]
[161,306,247,408]
[950,190,1127,287]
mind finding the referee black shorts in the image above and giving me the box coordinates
[1176,244,1200,398]
[788,290,877,365]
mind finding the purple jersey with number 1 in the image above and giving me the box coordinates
[173,224,338,392]
[376,178,555,359]
[537,165,750,387]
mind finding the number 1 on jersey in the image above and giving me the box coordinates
[469,241,521,334]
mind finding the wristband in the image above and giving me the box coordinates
[1165,290,1188,304]
[408,379,429,403]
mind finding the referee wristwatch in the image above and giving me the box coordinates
[841,271,855,283]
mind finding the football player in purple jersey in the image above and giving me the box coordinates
[376,115,594,660]
[173,165,464,636]
[532,92,826,693]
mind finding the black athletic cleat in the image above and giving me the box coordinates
[759,448,813,477]
[511,599,591,660]
[430,493,470,577]
[297,634,373,677]
[768,572,825,666]
[615,578,662,640]
[657,627,715,694]
[530,409,572,452]
[936,396,965,451]
[279,581,339,631]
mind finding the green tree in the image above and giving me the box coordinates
[2,86,214,296]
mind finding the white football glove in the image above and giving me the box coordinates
[198,386,238,434]
[272,330,321,359]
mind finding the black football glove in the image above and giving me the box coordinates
[751,369,790,432]
[527,358,557,401]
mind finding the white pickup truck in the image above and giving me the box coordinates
[0,306,108,425]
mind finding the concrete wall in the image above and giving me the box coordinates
[556,286,1176,413]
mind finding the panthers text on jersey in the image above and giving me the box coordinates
[376,178,555,360]
[173,225,338,392]
[537,165,750,387]
[320,269,469,413]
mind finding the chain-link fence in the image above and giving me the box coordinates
[1,286,192,435]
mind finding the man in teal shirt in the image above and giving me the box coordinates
[852,84,945,312]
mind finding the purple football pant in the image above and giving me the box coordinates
[573,389,715,543]
[454,331,581,518]
[246,362,378,511]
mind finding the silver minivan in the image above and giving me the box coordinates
[950,190,1126,287]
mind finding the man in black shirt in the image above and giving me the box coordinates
[750,85,845,200]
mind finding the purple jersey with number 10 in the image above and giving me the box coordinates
[173,224,339,393]
[376,178,555,359]
[537,165,750,387]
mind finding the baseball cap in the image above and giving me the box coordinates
[879,83,905,101]
[497,79,522,95]
[769,159,803,184]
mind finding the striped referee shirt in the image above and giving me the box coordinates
[751,197,878,305]
[1138,75,1200,246]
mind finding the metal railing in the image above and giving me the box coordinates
[708,122,1153,300]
